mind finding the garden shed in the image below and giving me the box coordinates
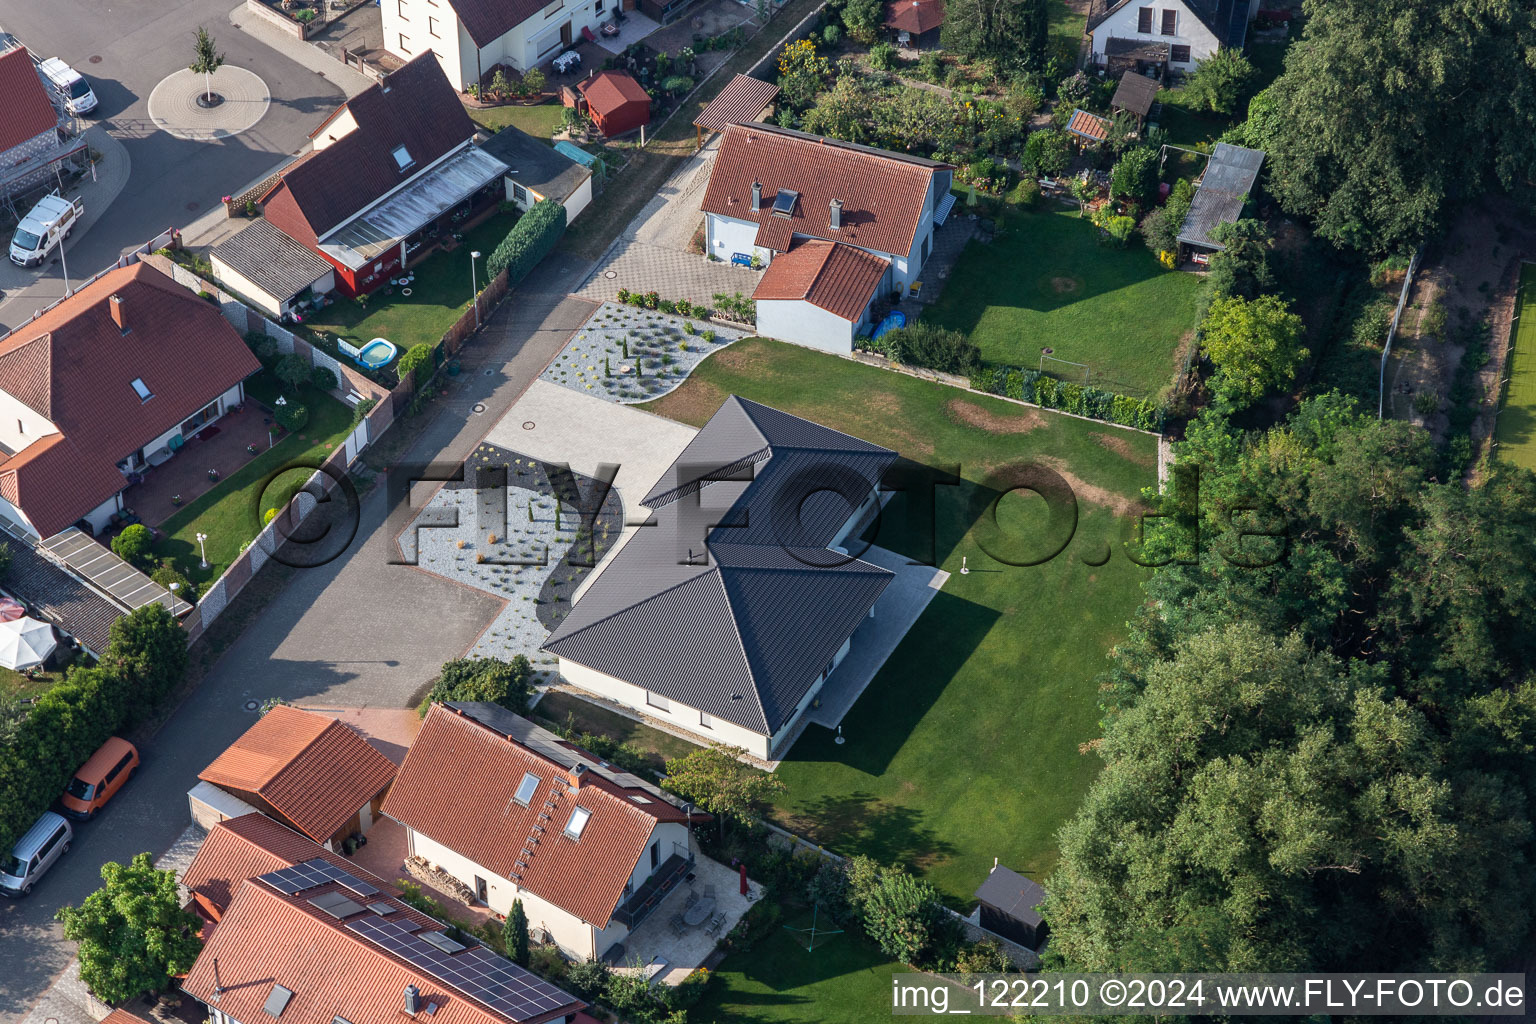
[1177,142,1265,258]
[1110,70,1160,124]
[973,863,1049,950]
[1066,109,1112,147]
[578,70,651,138]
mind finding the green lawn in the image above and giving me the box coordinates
[0,668,62,703]
[532,690,700,770]
[153,379,356,584]
[1496,263,1536,470]
[1049,0,1085,56]
[301,211,520,359]
[925,208,1202,397]
[642,339,1154,903]
[692,911,903,1024]
[1153,85,1232,148]
[467,100,567,139]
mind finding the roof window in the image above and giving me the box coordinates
[263,985,295,1018]
[130,378,152,402]
[392,144,414,171]
[565,805,592,840]
[514,771,540,805]
[771,188,798,218]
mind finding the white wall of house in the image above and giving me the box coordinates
[755,298,858,355]
[1089,0,1223,71]
[559,660,773,758]
[311,107,359,150]
[387,0,612,88]
[504,171,594,223]
[706,213,770,266]
[0,390,59,453]
[187,779,261,831]
[81,493,124,536]
[210,259,332,317]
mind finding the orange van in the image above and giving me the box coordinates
[59,737,139,819]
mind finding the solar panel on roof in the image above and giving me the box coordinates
[309,890,367,919]
[258,858,380,898]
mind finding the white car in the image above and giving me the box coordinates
[10,192,83,267]
[37,57,98,116]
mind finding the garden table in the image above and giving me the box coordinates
[683,896,715,927]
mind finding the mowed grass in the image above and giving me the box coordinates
[642,339,1154,903]
[532,689,700,772]
[925,208,1201,396]
[1049,0,1086,55]
[467,100,567,139]
[301,211,520,357]
[153,382,355,584]
[1496,263,1536,470]
[692,912,903,1024]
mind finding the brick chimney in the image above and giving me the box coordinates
[750,181,762,212]
[108,294,127,333]
[829,198,843,230]
[567,763,588,789]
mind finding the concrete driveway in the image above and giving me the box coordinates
[0,0,354,332]
[1,249,597,1024]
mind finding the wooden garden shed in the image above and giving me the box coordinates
[578,70,651,138]
[974,863,1049,950]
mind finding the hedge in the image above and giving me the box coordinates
[0,605,188,852]
[968,365,1163,432]
[486,200,567,287]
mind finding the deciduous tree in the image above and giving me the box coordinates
[662,744,785,834]
[1200,294,1306,409]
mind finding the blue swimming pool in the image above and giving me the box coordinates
[358,338,398,369]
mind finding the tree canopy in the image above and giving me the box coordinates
[940,0,1049,68]
[1262,0,1536,253]
[662,744,786,829]
[57,853,204,1003]
[1183,49,1255,115]
[421,655,534,715]
[1200,294,1307,409]
[1044,396,1536,975]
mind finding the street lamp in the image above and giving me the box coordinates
[58,233,71,297]
[196,531,209,569]
[470,250,483,329]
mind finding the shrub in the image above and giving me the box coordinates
[274,353,309,391]
[350,397,377,428]
[310,365,338,392]
[150,563,196,601]
[1413,390,1439,416]
[522,66,546,95]
[485,200,567,286]
[845,855,950,966]
[1007,177,1040,208]
[1103,214,1137,247]
[420,655,534,715]
[1109,146,1158,209]
[882,322,980,374]
[274,402,309,433]
[822,22,842,46]
[868,42,896,71]
[567,959,611,1001]
[112,524,154,565]
[505,899,530,965]
[398,341,438,387]
[1022,128,1070,177]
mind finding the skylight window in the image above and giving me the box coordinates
[514,772,540,805]
[565,805,592,840]
[130,378,152,402]
[771,188,798,218]
[263,985,294,1019]
[392,144,414,171]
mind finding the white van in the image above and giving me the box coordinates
[37,57,97,116]
[10,192,83,267]
[0,811,72,897]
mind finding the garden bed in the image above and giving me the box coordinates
[538,301,746,404]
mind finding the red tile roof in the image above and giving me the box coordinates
[0,46,58,154]
[1067,108,1112,142]
[261,54,476,242]
[0,262,260,538]
[200,705,398,844]
[693,74,779,134]
[753,240,889,321]
[702,123,950,260]
[577,71,650,117]
[383,704,691,928]
[183,813,400,914]
[181,822,583,1024]
[883,0,945,34]
[100,1010,157,1024]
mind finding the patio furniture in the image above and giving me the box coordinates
[705,911,727,936]
[668,913,687,938]
[601,20,620,36]
[683,895,715,927]
[554,50,582,74]
[582,25,596,42]
[683,889,698,909]
[0,598,27,623]
[908,280,924,299]
[0,617,56,670]
[730,252,752,267]
[703,884,717,899]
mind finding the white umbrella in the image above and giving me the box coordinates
[0,617,56,670]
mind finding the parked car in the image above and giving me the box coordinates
[0,811,71,897]
[9,191,83,267]
[37,57,98,115]
[59,737,139,820]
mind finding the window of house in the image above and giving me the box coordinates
[921,233,930,264]
[772,188,799,217]
[1161,9,1176,34]
[544,0,565,17]
[700,711,714,728]
[1136,7,1153,32]
[596,0,605,10]
[512,182,528,203]
[565,806,592,839]
[392,144,415,171]
[398,33,411,53]
[131,377,153,402]
[428,15,440,36]
[647,691,671,711]
[514,771,540,805]
[1171,43,1191,62]
[474,876,488,901]
[397,0,408,18]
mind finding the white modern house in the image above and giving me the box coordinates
[543,397,898,760]
[383,703,709,962]
[383,0,615,91]
[1086,0,1259,74]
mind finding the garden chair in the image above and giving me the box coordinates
[683,890,698,910]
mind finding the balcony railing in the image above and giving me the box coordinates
[611,852,693,929]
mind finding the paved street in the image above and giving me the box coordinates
[0,249,596,1024]
[0,0,356,332]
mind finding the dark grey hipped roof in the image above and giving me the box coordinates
[210,220,333,300]
[543,397,897,736]
[974,865,1046,927]
[1177,142,1265,250]
[477,127,592,205]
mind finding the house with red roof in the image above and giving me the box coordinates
[701,123,955,352]
[191,704,398,851]
[883,0,945,47]
[382,703,710,962]
[180,814,589,1024]
[0,37,83,200]
[0,262,260,540]
[576,71,650,139]
[257,54,508,298]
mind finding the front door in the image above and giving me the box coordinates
[560,20,573,45]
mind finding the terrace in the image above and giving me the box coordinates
[120,403,279,529]
[606,852,762,986]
